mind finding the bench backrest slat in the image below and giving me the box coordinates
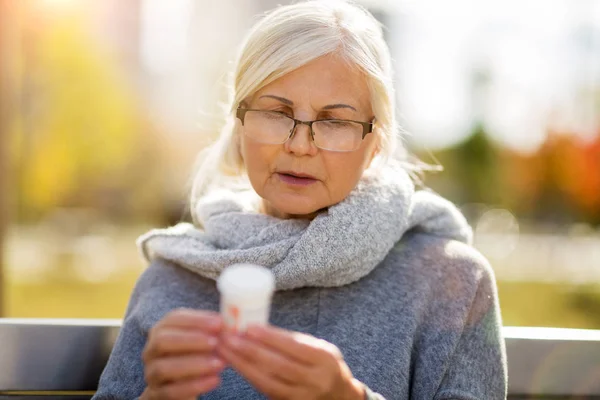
[0,320,599,397]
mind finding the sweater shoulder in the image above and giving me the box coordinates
[386,232,502,342]
[127,258,220,330]
[136,257,218,293]
[390,231,496,293]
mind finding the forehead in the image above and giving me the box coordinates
[253,54,371,111]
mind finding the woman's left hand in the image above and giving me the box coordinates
[218,324,365,400]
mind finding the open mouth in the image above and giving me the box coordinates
[276,172,318,186]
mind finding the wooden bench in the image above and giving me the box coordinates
[0,319,599,399]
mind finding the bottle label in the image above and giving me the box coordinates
[221,298,270,332]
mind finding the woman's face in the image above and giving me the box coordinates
[239,54,379,219]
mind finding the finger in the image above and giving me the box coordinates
[145,355,225,387]
[149,375,220,400]
[245,324,332,364]
[218,341,293,399]
[220,332,306,384]
[143,329,219,361]
[156,308,223,332]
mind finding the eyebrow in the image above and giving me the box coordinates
[259,95,357,112]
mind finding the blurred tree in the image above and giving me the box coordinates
[0,0,13,315]
[11,10,165,224]
[498,147,545,218]
[453,124,502,205]
[420,125,600,227]
[420,124,502,206]
[538,133,600,225]
[497,132,599,226]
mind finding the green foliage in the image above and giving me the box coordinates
[419,126,600,226]
[11,13,164,223]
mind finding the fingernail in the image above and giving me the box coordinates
[207,336,218,347]
[210,358,224,369]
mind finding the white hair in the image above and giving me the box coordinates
[189,0,420,224]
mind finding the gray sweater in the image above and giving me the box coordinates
[93,167,508,399]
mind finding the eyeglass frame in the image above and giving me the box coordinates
[235,107,376,146]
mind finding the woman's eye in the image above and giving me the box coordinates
[272,110,293,117]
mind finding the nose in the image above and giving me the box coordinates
[284,121,318,156]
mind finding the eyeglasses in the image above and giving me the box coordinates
[236,108,375,152]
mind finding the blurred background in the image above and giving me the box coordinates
[0,0,599,328]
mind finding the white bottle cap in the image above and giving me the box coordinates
[217,264,275,308]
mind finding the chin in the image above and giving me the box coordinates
[269,195,325,218]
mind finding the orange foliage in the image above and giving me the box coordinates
[503,131,600,221]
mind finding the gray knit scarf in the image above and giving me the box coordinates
[137,167,472,291]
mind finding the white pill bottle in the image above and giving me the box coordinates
[216,264,275,333]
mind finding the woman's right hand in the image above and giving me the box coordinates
[140,308,226,400]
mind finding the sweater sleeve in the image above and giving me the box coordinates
[91,264,155,400]
[434,256,508,400]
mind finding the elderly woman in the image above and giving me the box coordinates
[93,1,507,399]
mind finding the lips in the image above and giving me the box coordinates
[277,171,318,180]
[276,171,318,186]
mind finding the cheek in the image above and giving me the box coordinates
[322,151,371,201]
[241,139,277,189]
